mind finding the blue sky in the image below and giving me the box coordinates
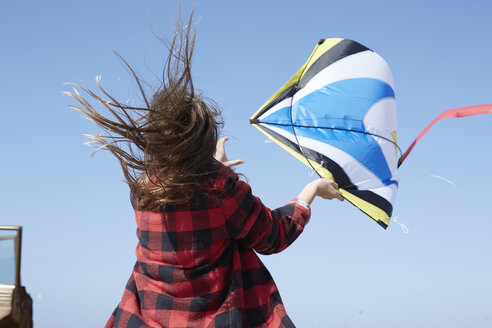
[1,1,491,327]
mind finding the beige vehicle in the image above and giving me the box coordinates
[0,226,32,328]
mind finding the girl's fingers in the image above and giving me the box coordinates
[224,159,244,167]
[217,136,229,148]
[215,137,243,167]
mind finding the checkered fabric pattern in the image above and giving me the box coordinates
[105,163,311,328]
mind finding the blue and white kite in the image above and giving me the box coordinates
[250,38,400,228]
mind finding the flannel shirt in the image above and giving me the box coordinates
[105,162,311,328]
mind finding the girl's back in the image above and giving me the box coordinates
[107,163,309,327]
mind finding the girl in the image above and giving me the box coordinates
[67,14,343,328]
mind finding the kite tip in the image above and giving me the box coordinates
[377,220,388,230]
[317,39,325,45]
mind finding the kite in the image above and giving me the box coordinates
[249,38,492,229]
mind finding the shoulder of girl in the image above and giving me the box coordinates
[201,163,239,191]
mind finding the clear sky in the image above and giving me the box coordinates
[1,1,491,327]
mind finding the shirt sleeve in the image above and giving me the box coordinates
[221,179,311,255]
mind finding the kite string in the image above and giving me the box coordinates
[309,160,324,177]
[289,43,325,180]
[400,172,462,194]
[262,122,403,157]
[428,174,460,192]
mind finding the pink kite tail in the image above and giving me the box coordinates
[398,104,492,167]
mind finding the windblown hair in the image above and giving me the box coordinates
[65,14,223,210]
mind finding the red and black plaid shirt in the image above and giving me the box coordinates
[105,163,311,328]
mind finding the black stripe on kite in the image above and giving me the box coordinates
[250,87,296,122]
[377,220,388,229]
[298,39,371,89]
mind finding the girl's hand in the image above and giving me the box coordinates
[297,179,344,206]
[214,136,244,167]
[314,179,344,201]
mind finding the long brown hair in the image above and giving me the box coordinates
[65,13,223,210]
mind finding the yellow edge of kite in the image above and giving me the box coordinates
[340,189,390,226]
[250,38,344,120]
